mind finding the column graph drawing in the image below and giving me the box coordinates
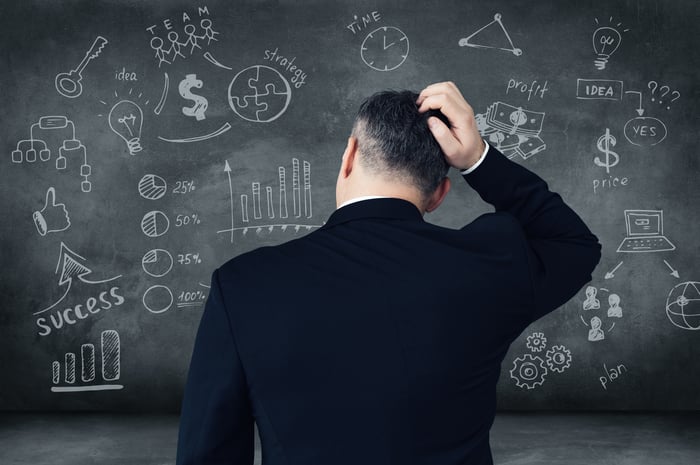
[218,158,321,240]
[279,167,288,219]
[51,330,123,392]
[266,186,275,218]
[303,161,312,218]
[292,158,301,218]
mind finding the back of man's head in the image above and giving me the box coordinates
[352,90,450,199]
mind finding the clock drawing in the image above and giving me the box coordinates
[360,26,409,71]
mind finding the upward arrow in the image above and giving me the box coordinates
[56,242,92,286]
[224,160,234,243]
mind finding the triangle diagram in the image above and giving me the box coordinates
[459,13,522,56]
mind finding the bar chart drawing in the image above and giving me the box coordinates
[50,329,123,392]
[218,158,321,240]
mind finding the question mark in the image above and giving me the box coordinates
[648,81,658,101]
[668,90,681,110]
[659,85,670,104]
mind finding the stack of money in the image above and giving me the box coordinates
[476,101,547,160]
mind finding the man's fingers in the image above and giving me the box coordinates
[428,116,462,159]
[418,94,473,131]
[416,81,464,106]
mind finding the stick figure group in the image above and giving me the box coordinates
[150,19,219,67]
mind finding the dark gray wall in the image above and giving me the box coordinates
[1,0,698,411]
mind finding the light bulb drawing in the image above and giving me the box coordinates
[108,99,143,155]
[592,17,629,70]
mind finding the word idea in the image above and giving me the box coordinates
[115,67,138,81]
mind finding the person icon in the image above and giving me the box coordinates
[167,31,186,60]
[583,285,600,311]
[607,293,622,318]
[150,36,171,67]
[200,18,219,44]
[183,24,202,54]
[588,316,605,342]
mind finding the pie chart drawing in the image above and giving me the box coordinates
[141,211,170,237]
[141,249,173,277]
[143,285,173,314]
[138,174,167,200]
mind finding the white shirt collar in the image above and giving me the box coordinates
[337,195,391,209]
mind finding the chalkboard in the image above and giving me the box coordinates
[1,0,698,412]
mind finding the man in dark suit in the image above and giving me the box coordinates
[176,82,601,465]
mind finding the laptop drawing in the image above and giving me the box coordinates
[617,210,675,253]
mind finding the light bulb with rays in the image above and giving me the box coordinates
[592,17,629,70]
[108,99,143,155]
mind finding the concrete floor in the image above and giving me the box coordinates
[0,412,698,464]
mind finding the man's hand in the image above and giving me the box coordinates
[416,81,486,171]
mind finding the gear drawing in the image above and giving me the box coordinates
[545,345,572,373]
[526,331,547,352]
[510,354,547,389]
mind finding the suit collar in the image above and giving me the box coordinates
[323,198,424,229]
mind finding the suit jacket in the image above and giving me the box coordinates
[176,147,601,465]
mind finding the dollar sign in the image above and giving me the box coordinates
[179,74,208,121]
[594,128,619,174]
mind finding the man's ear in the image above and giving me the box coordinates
[424,176,451,213]
[340,136,358,178]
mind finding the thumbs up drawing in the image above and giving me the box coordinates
[33,187,71,236]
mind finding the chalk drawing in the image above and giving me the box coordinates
[583,285,601,311]
[108,100,143,155]
[599,362,628,390]
[157,122,231,143]
[138,174,167,200]
[203,51,233,70]
[476,101,545,160]
[176,285,208,309]
[143,285,174,314]
[459,13,521,56]
[141,211,170,238]
[665,282,700,330]
[150,37,171,67]
[623,116,667,147]
[607,294,623,318]
[663,260,681,279]
[592,17,629,70]
[360,26,410,71]
[648,81,681,110]
[51,330,123,392]
[526,332,547,352]
[579,286,623,341]
[546,346,572,374]
[228,65,292,123]
[616,210,675,253]
[218,158,321,241]
[33,187,71,236]
[153,72,169,115]
[576,79,624,100]
[510,332,571,389]
[179,74,208,121]
[34,242,122,316]
[11,116,92,192]
[146,8,219,67]
[141,249,173,278]
[55,36,108,98]
[594,128,619,174]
